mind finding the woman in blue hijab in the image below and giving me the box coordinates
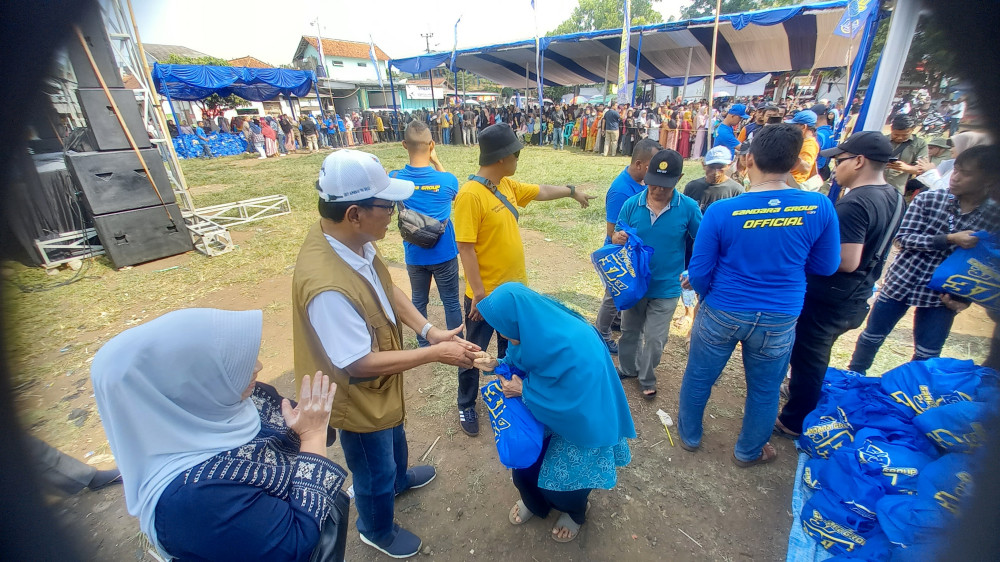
[474,283,636,542]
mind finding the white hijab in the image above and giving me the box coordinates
[91,308,263,554]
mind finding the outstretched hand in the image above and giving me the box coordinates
[472,351,498,372]
[282,372,336,444]
[573,188,597,208]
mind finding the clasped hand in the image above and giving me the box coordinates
[472,352,522,398]
[427,323,481,368]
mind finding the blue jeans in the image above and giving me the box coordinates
[406,257,463,347]
[442,127,451,145]
[848,294,957,375]
[553,128,564,149]
[277,132,286,153]
[678,303,797,462]
[339,424,409,543]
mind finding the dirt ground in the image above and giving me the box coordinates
[28,228,994,562]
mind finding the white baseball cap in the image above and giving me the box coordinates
[316,150,414,203]
[704,146,733,166]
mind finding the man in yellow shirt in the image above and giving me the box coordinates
[785,110,820,188]
[452,123,595,436]
[440,109,452,145]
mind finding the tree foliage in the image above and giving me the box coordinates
[162,54,249,117]
[549,0,663,35]
[679,0,799,20]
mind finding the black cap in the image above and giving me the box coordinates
[809,103,829,116]
[819,131,893,162]
[643,149,684,188]
[478,124,524,166]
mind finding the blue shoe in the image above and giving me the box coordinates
[604,337,619,355]
[396,465,436,496]
[459,407,479,437]
[360,525,422,559]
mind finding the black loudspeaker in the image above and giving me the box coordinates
[66,149,174,215]
[65,2,124,90]
[92,204,193,268]
[76,88,151,151]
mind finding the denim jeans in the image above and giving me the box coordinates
[406,258,463,347]
[442,127,451,145]
[848,294,957,375]
[339,424,409,543]
[276,132,287,153]
[553,128,564,149]
[678,303,797,462]
[458,295,508,409]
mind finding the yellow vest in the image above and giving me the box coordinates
[292,222,405,433]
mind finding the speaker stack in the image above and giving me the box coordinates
[65,4,192,268]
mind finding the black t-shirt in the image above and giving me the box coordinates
[806,183,902,302]
[683,177,742,210]
[604,110,621,130]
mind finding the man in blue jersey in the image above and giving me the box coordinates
[613,149,702,399]
[678,124,840,468]
[714,104,749,155]
[390,120,463,347]
[595,138,662,353]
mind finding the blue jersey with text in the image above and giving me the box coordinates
[391,165,460,266]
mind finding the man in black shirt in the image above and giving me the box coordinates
[603,104,622,157]
[776,132,904,436]
[682,146,744,213]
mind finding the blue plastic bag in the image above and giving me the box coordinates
[917,454,975,517]
[591,225,654,310]
[880,358,990,417]
[913,401,988,453]
[876,495,950,549]
[480,363,544,469]
[928,231,1000,311]
[801,384,916,459]
[801,488,886,556]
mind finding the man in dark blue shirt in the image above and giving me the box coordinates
[679,124,840,468]
[604,105,622,157]
[595,138,662,353]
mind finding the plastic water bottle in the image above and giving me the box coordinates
[681,270,696,308]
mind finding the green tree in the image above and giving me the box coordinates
[162,54,250,118]
[548,0,663,35]
[679,0,800,20]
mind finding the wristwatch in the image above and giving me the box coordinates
[567,184,576,196]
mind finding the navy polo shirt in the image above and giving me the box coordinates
[616,188,702,299]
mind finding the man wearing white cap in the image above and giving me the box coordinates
[291,150,480,558]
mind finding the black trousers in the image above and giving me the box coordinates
[512,438,591,525]
[458,295,508,409]
[778,295,870,433]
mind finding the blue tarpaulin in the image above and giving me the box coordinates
[389,0,874,89]
[151,64,316,101]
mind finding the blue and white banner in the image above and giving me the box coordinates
[369,35,383,88]
[616,0,632,105]
[451,16,462,71]
[835,0,877,38]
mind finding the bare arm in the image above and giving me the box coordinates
[838,243,864,273]
[457,242,486,322]
[606,221,615,239]
[535,184,595,207]
[429,146,445,173]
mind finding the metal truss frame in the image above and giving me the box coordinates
[34,228,105,269]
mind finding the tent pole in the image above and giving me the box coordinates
[312,71,323,117]
[707,0,722,148]
[680,47,693,103]
[602,55,610,100]
[631,32,643,106]
[862,0,919,131]
[388,63,400,132]
[525,63,529,107]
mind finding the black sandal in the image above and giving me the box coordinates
[641,389,657,400]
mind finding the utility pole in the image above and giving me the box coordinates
[421,32,436,110]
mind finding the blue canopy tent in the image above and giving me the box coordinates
[150,64,319,126]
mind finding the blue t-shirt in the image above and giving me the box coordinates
[616,189,702,299]
[604,168,645,244]
[714,123,740,152]
[815,125,834,169]
[391,165,460,266]
[195,126,208,139]
[688,189,841,315]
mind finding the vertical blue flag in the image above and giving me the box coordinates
[616,0,632,105]
[369,35,384,88]
[835,0,877,38]
[531,0,543,106]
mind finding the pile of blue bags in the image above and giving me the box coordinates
[798,358,998,560]
[172,133,248,159]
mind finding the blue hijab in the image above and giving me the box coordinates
[477,283,636,449]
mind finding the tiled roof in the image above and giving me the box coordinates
[143,43,212,62]
[302,36,390,61]
[122,74,142,89]
[228,56,274,69]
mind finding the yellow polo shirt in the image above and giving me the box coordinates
[791,136,819,185]
[454,177,540,298]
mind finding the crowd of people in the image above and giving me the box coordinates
[88,85,997,561]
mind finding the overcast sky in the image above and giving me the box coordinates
[131,0,687,65]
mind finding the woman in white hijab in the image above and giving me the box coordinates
[91,308,347,561]
[915,130,992,191]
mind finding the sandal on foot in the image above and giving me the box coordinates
[551,502,590,543]
[509,500,534,525]
[772,420,800,440]
[641,389,657,401]
[732,442,778,468]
